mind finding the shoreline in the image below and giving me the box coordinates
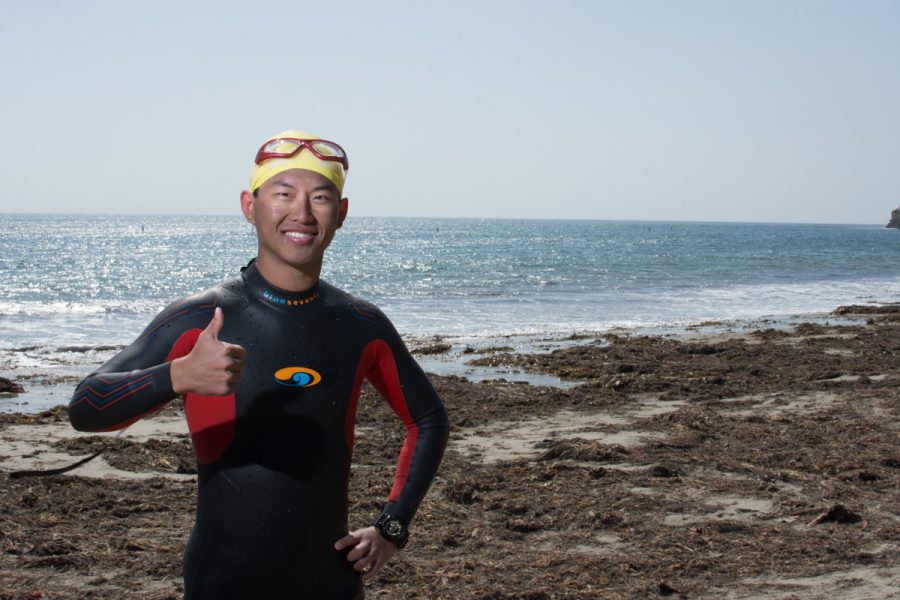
[0,302,886,414]
[1,303,899,597]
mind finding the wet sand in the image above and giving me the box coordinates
[1,305,898,599]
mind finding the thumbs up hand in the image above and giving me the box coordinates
[171,307,247,396]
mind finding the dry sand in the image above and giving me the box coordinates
[1,305,898,599]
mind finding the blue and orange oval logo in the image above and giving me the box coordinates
[274,367,322,388]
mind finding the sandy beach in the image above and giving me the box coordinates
[1,304,898,599]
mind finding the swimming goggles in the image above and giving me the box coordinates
[254,138,349,171]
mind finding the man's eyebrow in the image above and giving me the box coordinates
[271,180,297,190]
[270,181,335,193]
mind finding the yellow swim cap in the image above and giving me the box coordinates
[250,130,348,194]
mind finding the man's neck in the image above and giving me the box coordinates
[254,255,320,292]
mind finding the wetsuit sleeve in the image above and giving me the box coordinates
[68,293,219,432]
[364,314,450,527]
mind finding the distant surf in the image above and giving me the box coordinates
[2,214,899,411]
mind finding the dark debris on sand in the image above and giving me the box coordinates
[1,316,899,598]
[52,436,196,475]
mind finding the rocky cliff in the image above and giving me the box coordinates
[887,207,900,229]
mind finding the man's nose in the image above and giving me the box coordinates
[288,195,314,222]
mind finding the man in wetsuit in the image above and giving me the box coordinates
[68,130,450,599]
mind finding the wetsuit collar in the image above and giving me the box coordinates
[240,259,321,308]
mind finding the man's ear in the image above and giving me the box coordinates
[337,197,349,229]
[240,190,255,224]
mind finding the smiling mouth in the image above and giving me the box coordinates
[283,231,317,243]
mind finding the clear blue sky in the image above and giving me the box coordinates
[1,1,898,223]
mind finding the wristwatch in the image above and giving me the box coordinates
[373,514,409,549]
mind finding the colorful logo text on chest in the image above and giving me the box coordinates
[261,290,320,307]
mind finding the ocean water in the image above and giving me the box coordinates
[2,214,899,410]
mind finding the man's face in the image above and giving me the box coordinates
[240,168,348,279]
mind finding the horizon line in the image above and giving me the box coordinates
[0,211,892,228]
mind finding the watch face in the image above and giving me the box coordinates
[385,520,404,537]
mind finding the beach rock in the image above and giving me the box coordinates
[0,376,25,394]
[807,504,862,526]
[413,342,452,355]
[649,464,679,478]
[658,582,683,597]
[887,206,900,229]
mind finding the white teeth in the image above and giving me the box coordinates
[284,232,314,239]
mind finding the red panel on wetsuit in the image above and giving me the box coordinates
[166,329,236,465]
[345,344,375,454]
[361,339,420,503]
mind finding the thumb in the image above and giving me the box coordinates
[204,307,224,340]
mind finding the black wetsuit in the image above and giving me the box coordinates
[68,260,450,600]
